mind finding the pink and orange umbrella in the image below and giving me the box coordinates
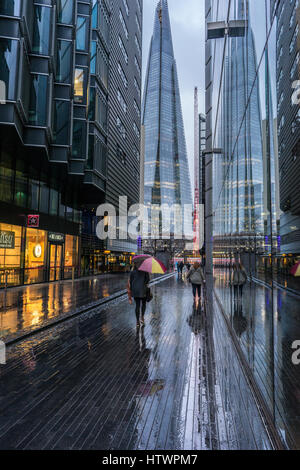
[290,260,300,277]
[133,255,166,274]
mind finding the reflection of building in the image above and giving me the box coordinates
[199,113,206,206]
[142,0,192,237]
[274,0,300,258]
[0,1,143,286]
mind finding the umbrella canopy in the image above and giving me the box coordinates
[138,256,166,274]
[132,254,151,268]
[290,261,300,277]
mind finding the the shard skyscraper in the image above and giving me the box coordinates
[141,0,192,235]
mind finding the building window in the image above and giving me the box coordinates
[0,223,22,285]
[74,68,86,104]
[135,56,141,77]
[24,228,47,285]
[29,74,48,126]
[72,120,87,158]
[98,2,110,45]
[118,35,128,63]
[76,15,88,51]
[122,0,129,16]
[116,117,126,139]
[53,100,70,145]
[118,89,127,113]
[133,145,140,161]
[289,24,299,54]
[0,38,18,100]
[135,35,141,56]
[32,5,51,55]
[134,77,140,97]
[95,91,107,131]
[0,0,21,16]
[118,62,128,88]
[134,99,140,118]
[119,9,128,39]
[290,52,300,79]
[91,41,97,74]
[135,14,141,35]
[133,122,140,138]
[57,0,73,24]
[56,40,72,83]
[136,0,142,15]
[92,0,98,28]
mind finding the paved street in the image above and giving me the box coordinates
[0,273,130,341]
[0,276,223,450]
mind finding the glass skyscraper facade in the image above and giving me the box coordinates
[206,0,300,449]
[142,0,192,235]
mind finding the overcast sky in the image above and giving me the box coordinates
[142,0,206,190]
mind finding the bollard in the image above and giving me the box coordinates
[72,267,75,283]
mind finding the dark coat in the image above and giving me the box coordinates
[130,269,150,298]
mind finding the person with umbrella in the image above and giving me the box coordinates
[127,255,166,328]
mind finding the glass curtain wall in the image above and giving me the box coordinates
[209,0,300,449]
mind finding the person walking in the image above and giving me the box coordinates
[128,264,150,328]
[187,262,205,303]
[232,261,247,299]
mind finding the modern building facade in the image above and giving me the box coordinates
[205,0,299,449]
[274,0,300,259]
[141,0,192,239]
[0,0,142,286]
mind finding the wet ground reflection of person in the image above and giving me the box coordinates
[187,302,204,335]
[232,299,248,338]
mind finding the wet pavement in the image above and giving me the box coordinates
[0,277,224,450]
[0,273,130,341]
[214,270,300,450]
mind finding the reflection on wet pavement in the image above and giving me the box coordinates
[0,277,226,450]
[214,270,300,450]
[0,274,129,340]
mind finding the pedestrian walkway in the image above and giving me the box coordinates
[0,276,235,450]
[0,273,129,342]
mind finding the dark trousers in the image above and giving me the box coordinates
[234,285,244,297]
[192,284,201,298]
[134,297,146,322]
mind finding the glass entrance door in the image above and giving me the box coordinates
[49,244,63,281]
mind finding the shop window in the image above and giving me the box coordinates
[24,228,47,285]
[64,235,78,278]
[0,223,22,287]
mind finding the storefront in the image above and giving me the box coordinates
[0,223,80,287]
